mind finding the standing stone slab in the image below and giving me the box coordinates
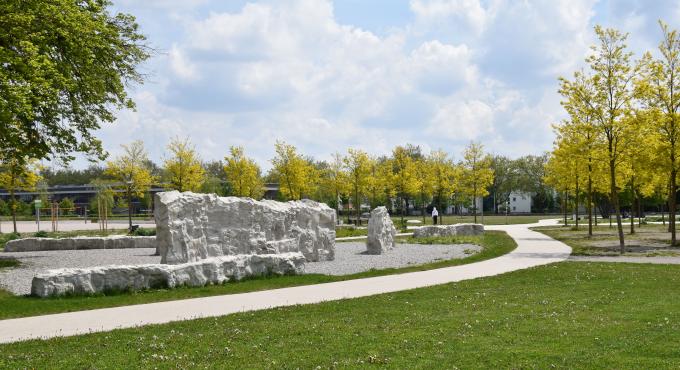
[155,191,335,264]
[4,236,156,252]
[31,252,305,297]
[412,223,484,238]
[366,206,397,254]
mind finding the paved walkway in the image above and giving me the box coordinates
[0,219,570,344]
[0,220,155,233]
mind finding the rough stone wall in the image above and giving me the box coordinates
[155,191,335,264]
[366,207,397,254]
[31,252,305,297]
[412,224,484,238]
[4,236,157,252]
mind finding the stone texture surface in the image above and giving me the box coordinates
[4,236,157,252]
[155,191,335,264]
[31,252,305,297]
[413,223,484,238]
[366,207,397,254]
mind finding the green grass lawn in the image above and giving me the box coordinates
[533,224,680,256]
[334,227,368,238]
[3,262,680,368]
[0,231,515,320]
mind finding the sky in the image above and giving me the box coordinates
[70,0,680,170]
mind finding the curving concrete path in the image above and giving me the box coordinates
[0,219,570,344]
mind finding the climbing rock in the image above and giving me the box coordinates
[412,223,484,238]
[155,191,335,264]
[366,206,397,254]
[31,252,305,297]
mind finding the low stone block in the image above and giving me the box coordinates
[412,223,484,238]
[366,207,397,254]
[155,191,335,264]
[31,252,305,297]
[4,236,157,252]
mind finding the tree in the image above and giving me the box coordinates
[429,149,458,224]
[343,149,372,225]
[0,155,41,232]
[636,21,680,245]
[489,155,518,214]
[0,0,150,164]
[460,142,494,223]
[561,26,638,253]
[224,146,264,199]
[164,137,205,192]
[270,141,315,200]
[201,160,229,195]
[58,197,75,216]
[414,156,435,222]
[104,140,155,230]
[391,146,421,224]
[318,153,349,223]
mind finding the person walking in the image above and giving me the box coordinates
[432,207,439,225]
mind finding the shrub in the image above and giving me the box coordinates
[34,230,49,238]
[131,227,156,236]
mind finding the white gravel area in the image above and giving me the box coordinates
[305,242,481,275]
[0,242,481,295]
[0,248,160,295]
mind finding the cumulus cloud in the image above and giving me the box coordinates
[88,0,675,170]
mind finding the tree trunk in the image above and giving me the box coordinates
[127,187,133,231]
[588,161,593,236]
[670,169,677,246]
[562,190,567,227]
[10,189,17,234]
[575,175,580,230]
[630,178,635,235]
[610,159,625,253]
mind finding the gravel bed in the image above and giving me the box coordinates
[0,242,481,295]
[0,248,160,295]
[305,242,481,275]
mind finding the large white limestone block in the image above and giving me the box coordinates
[366,206,397,254]
[31,252,305,297]
[155,191,335,264]
[412,223,484,238]
[4,236,157,252]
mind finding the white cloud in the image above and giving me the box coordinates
[95,0,644,170]
[410,0,491,35]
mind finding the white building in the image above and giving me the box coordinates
[508,191,531,213]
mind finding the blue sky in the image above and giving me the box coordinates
[84,0,680,170]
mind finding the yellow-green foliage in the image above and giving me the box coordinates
[270,141,316,200]
[224,146,264,199]
[164,137,205,192]
[104,140,155,199]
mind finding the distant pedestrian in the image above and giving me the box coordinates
[432,207,439,225]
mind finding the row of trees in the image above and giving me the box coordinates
[548,21,680,251]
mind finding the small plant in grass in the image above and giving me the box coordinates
[34,230,49,238]
[0,258,20,269]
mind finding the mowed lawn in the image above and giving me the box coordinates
[0,232,515,319]
[2,262,680,368]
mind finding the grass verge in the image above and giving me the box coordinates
[0,231,515,319]
[532,224,680,256]
[3,262,680,368]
